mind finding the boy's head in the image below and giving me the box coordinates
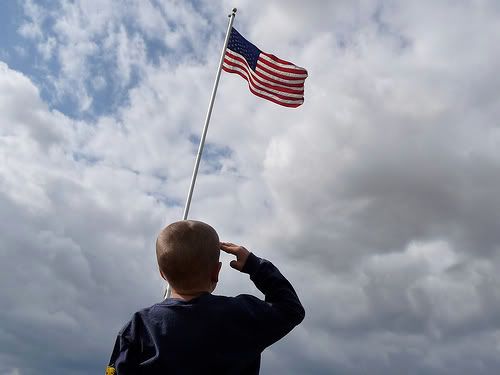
[156,220,221,293]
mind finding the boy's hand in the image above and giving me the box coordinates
[220,242,250,271]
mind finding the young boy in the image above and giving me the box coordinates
[107,220,304,374]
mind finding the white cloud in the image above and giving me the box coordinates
[91,75,107,91]
[18,0,47,40]
[16,0,226,113]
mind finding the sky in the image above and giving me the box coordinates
[1,0,500,374]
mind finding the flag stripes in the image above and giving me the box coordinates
[222,28,308,108]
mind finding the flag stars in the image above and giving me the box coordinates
[227,28,260,70]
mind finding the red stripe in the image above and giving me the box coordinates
[223,63,304,102]
[222,65,304,107]
[253,69,304,88]
[259,55,308,75]
[256,62,306,82]
[225,50,305,88]
[250,87,303,108]
[261,52,294,65]
[223,56,304,95]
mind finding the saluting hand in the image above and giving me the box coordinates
[220,242,250,271]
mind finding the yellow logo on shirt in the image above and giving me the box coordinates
[105,366,116,375]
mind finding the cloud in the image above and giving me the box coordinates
[16,0,226,113]
[0,61,170,374]
[1,0,500,374]
[17,0,47,40]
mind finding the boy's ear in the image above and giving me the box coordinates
[159,268,167,281]
[211,261,222,283]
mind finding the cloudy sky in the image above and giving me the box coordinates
[1,0,500,374]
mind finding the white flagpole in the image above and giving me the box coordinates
[182,8,237,221]
[165,8,237,298]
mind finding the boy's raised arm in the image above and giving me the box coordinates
[220,242,305,348]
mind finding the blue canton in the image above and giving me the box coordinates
[227,28,261,71]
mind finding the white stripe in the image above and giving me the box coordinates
[225,52,305,91]
[257,58,308,79]
[255,64,305,84]
[223,56,304,97]
[223,63,304,105]
[259,53,307,72]
[223,61,304,99]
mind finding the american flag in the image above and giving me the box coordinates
[222,28,308,108]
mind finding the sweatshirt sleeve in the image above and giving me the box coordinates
[237,252,305,349]
[107,319,140,374]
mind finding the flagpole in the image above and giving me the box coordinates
[182,8,237,221]
[165,8,237,298]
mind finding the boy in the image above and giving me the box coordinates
[107,220,304,374]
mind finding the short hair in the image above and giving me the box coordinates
[156,220,220,291]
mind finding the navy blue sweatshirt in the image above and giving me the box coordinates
[107,253,305,374]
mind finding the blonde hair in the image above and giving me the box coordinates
[156,220,220,291]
